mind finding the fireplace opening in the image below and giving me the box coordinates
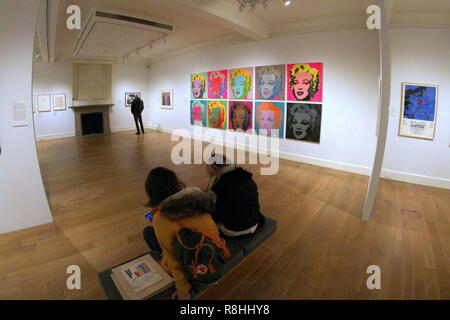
[81,112,104,135]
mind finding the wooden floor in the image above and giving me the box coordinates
[1,130,449,300]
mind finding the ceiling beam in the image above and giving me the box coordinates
[385,0,394,26]
[36,0,49,62]
[174,0,270,40]
[35,0,61,63]
[47,0,62,63]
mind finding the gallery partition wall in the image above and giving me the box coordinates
[0,0,53,234]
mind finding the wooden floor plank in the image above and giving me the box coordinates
[0,130,448,299]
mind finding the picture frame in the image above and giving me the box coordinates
[32,95,36,113]
[37,94,51,112]
[125,92,141,107]
[398,82,439,141]
[160,90,173,109]
[53,93,66,111]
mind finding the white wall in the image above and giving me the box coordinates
[0,0,53,234]
[148,29,380,173]
[33,62,74,138]
[33,63,150,139]
[147,28,449,189]
[382,28,450,188]
[110,64,151,131]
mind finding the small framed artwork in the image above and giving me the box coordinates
[32,95,36,113]
[286,103,322,143]
[228,67,253,100]
[207,100,227,129]
[190,73,207,99]
[53,93,66,111]
[398,82,439,141]
[37,94,51,112]
[125,92,141,107]
[254,101,285,138]
[190,100,207,126]
[228,100,253,133]
[287,63,323,102]
[160,90,173,109]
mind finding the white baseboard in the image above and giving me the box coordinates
[148,124,449,190]
[380,169,450,189]
[35,126,139,140]
[35,131,75,140]
[111,126,137,133]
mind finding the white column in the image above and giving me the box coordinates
[0,0,53,233]
[362,0,392,221]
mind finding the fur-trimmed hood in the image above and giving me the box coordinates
[160,187,216,221]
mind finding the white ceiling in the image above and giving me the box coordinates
[43,0,449,64]
[76,21,165,58]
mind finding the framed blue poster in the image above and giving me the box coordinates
[399,82,439,140]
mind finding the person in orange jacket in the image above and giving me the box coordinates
[143,167,218,300]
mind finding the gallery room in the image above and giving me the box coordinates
[0,0,449,302]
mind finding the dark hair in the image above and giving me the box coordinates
[145,167,185,207]
[207,153,231,169]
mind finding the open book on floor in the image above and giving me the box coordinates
[111,254,174,300]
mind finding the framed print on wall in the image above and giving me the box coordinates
[207,100,227,130]
[255,64,285,101]
[190,100,207,126]
[207,70,228,99]
[160,90,173,109]
[254,101,285,138]
[398,82,439,140]
[287,63,323,102]
[125,92,141,107]
[190,73,208,99]
[286,103,322,143]
[32,95,36,113]
[53,93,66,111]
[37,94,51,112]
[228,67,253,100]
[228,101,253,133]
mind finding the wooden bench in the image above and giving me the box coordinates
[98,217,277,300]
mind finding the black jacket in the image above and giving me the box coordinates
[211,167,264,232]
[131,97,144,115]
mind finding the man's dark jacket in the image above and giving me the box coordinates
[131,97,144,115]
[211,167,264,232]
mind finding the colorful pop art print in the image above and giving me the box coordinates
[207,70,228,99]
[255,64,285,101]
[286,103,322,143]
[254,101,285,138]
[207,100,227,130]
[399,82,439,140]
[228,101,253,133]
[190,73,208,99]
[287,63,323,102]
[228,67,253,100]
[190,100,207,127]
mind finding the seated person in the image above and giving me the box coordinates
[143,167,218,300]
[206,154,265,237]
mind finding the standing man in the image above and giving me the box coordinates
[131,96,145,134]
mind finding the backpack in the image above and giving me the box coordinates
[173,227,231,290]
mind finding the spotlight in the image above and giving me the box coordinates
[284,0,291,6]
